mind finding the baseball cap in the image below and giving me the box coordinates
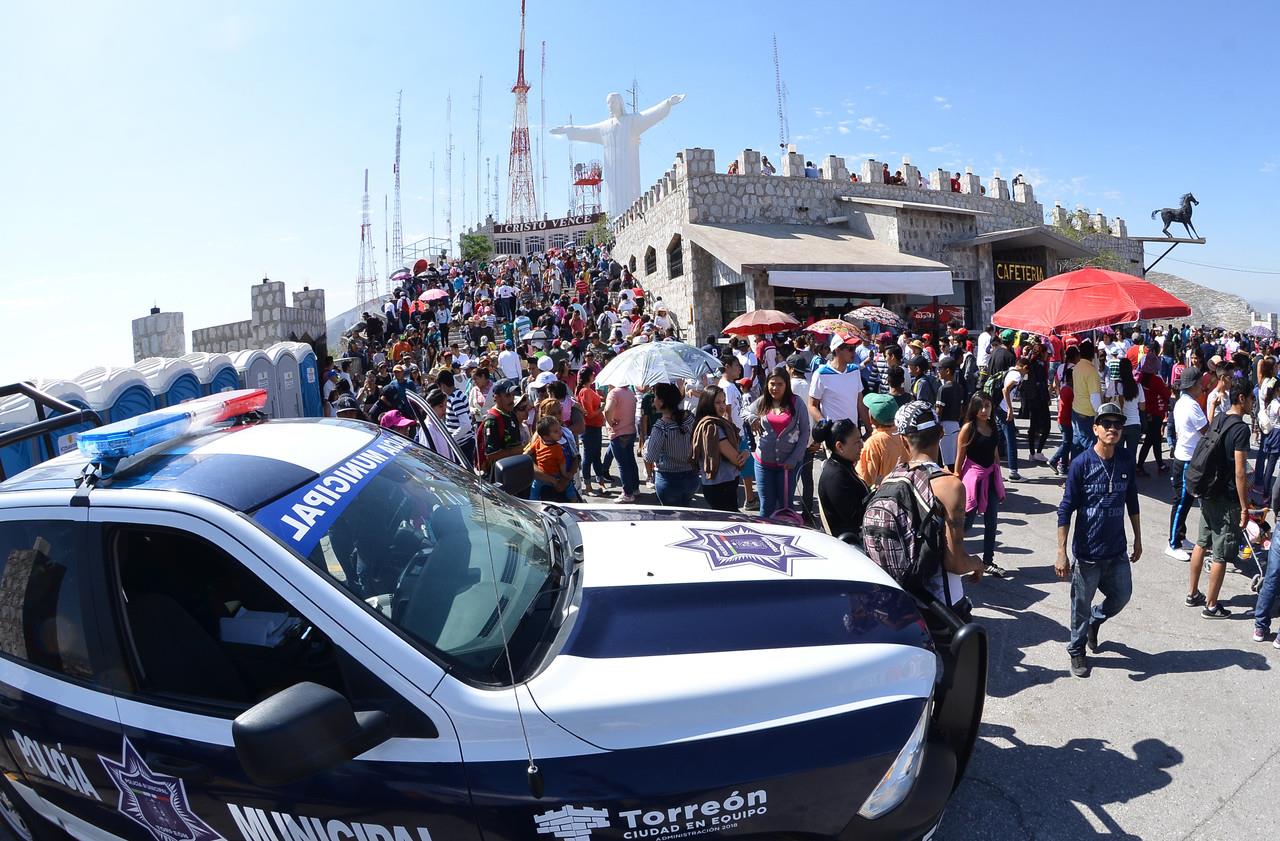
[1000,329,1016,343]
[463,359,478,370]
[1096,402,1125,422]
[830,333,859,352]
[937,356,957,371]
[1178,367,1202,389]
[785,353,808,371]
[378,410,415,430]
[877,331,894,343]
[493,379,521,396]
[908,355,929,369]
[537,356,555,371]
[864,392,899,425]
[504,339,514,349]
[533,371,558,388]
[895,400,939,435]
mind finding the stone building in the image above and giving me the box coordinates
[610,147,1143,341]
[192,278,326,357]
[464,212,606,257]
[131,307,186,362]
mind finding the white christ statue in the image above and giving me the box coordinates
[550,92,686,219]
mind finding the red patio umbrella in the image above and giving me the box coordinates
[723,309,800,336]
[992,268,1191,335]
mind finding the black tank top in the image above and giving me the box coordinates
[966,424,997,468]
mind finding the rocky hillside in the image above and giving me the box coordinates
[1144,271,1252,332]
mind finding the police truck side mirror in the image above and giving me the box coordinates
[493,454,534,497]
[232,682,393,786]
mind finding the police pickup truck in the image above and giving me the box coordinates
[0,382,985,841]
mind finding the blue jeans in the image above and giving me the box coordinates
[963,473,1001,565]
[1067,553,1133,656]
[1254,531,1280,634]
[997,412,1019,474]
[580,426,606,484]
[609,433,639,495]
[754,461,799,517]
[1049,419,1073,469]
[1253,450,1279,492]
[655,470,699,507]
[1071,411,1096,459]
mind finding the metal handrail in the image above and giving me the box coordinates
[0,382,103,481]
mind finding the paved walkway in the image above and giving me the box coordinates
[582,431,1278,840]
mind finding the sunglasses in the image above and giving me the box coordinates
[1095,419,1124,431]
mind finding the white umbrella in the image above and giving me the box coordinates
[595,341,721,388]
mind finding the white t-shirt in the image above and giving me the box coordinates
[498,349,522,380]
[1121,384,1145,427]
[495,284,517,299]
[790,376,813,444]
[976,331,992,366]
[735,349,758,383]
[718,377,744,428]
[999,369,1022,415]
[1173,394,1208,461]
[810,364,864,423]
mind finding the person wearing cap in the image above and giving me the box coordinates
[857,392,908,488]
[378,409,417,441]
[480,380,525,478]
[810,334,868,436]
[894,401,985,615]
[1056,401,1141,678]
[1185,379,1254,619]
[498,339,522,381]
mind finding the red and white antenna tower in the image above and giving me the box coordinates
[539,41,548,212]
[391,91,403,289]
[356,169,380,306]
[506,0,538,222]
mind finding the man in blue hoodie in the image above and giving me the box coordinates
[1056,402,1143,678]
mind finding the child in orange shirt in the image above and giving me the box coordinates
[526,415,579,501]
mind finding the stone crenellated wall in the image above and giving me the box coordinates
[131,309,186,362]
[192,279,327,356]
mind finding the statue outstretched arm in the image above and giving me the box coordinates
[549,121,607,143]
[634,93,686,133]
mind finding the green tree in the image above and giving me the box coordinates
[583,213,611,248]
[460,232,493,262]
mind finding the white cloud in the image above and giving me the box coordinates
[838,125,850,134]
[812,107,830,118]
[1263,161,1278,175]
[933,95,953,110]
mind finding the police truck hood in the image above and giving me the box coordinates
[526,511,936,750]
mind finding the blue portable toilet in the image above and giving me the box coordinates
[232,349,275,413]
[287,342,322,417]
[265,343,303,419]
[182,352,239,395]
[135,357,202,408]
[76,367,155,425]
[0,379,97,477]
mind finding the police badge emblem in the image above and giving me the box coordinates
[100,738,223,841]
[670,524,818,576]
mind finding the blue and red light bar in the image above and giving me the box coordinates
[77,389,268,463]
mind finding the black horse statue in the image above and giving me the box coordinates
[1151,193,1200,238]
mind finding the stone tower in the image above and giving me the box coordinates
[131,307,186,362]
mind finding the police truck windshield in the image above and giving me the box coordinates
[254,432,555,684]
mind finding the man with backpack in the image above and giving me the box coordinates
[1056,402,1142,678]
[1166,367,1207,561]
[1185,379,1254,618]
[477,379,525,479]
[861,401,983,624]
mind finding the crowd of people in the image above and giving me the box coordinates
[317,249,1280,679]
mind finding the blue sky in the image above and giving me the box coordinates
[3,0,1278,381]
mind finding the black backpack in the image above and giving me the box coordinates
[861,462,948,596]
[1186,412,1245,498]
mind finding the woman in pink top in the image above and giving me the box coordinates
[743,369,811,517]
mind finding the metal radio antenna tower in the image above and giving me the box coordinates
[461,149,467,233]
[392,91,404,276]
[493,159,500,221]
[474,75,483,228]
[539,41,548,214]
[430,154,436,242]
[772,34,789,151]
[485,156,491,217]
[445,95,453,253]
[384,194,390,293]
[506,0,538,222]
[356,169,379,306]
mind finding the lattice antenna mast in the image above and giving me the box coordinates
[772,34,788,151]
[392,91,404,276]
[384,194,390,293]
[627,77,639,113]
[355,169,379,305]
[493,160,500,220]
[485,156,491,217]
[445,95,453,252]
[430,154,436,242]
[461,149,467,232]
[506,0,538,222]
[539,41,548,213]
[474,75,483,228]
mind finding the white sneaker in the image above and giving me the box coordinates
[1164,545,1191,562]
[616,493,636,504]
